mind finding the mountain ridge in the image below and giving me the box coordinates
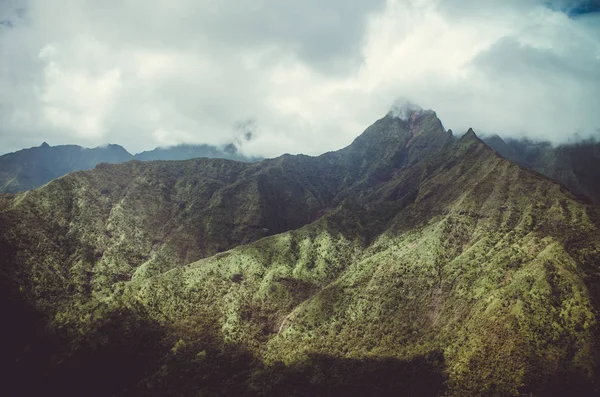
[0,141,261,194]
[1,110,600,396]
[483,134,600,205]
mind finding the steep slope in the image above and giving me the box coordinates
[484,135,600,205]
[0,110,450,311]
[118,131,600,396]
[1,114,599,396]
[0,142,133,193]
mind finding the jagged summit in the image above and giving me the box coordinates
[455,128,484,148]
[461,128,477,140]
[40,142,50,148]
[387,99,436,121]
[1,109,600,396]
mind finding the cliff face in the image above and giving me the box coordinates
[1,111,599,396]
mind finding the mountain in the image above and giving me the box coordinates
[1,110,600,396]
[0,142,132,193]
[133,143,261,162]
[483,135,600,205]
[0,142,260,194]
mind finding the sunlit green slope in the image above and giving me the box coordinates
[1,111,599,396]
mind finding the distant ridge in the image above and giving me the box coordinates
[0,141,260,193]
[2,106,599,395]
[483,134,600,205]
[0,143,133,193]
[133,143,261,162]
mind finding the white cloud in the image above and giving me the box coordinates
[0,0,599,156]
[38,44,122,138]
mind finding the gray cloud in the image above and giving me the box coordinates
[1,0,599,156]
[460,36,600,140]
[545,0,600,17]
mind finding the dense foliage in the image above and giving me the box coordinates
[1,112,599,396]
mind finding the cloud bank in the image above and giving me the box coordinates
[1,0,599,156]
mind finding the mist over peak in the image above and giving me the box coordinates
[387,100,436,122]
[1,0,599,156]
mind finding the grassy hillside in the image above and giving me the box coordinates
[1,113,599,396]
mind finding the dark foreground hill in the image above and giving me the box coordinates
[484,135,600,206]
[1,109,599,396]
[0,142,259,194]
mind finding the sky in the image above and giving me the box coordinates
[0,0,599,157]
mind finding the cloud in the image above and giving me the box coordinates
[0,0,599,156]
[545,0,600,17]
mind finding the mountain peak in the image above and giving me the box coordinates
[461,128,478,140]
[456,128,484,151]
[40,142,50,148]
[2,109,600,395]
[387,100,435,121]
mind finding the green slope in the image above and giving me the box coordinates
[1,112,599,396]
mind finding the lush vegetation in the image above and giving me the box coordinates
[484,134,600,206]
[1,112,599,396]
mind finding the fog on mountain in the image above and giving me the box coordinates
[2,1,600,396]
[1,107,600,396]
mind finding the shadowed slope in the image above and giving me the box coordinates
[0,110,451,307]
[124,131,600,395]
[484,135,600,205]
[1,115,599,396]
[0,143,133,193]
